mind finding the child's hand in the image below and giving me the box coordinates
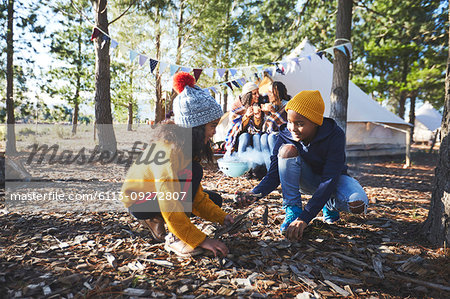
[223,215,235,226]
[285,219,307,241]
[234,191,259,208]
[199,238,228,257]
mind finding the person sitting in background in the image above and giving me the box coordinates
[261,81,291,154]
[224,82,264,155]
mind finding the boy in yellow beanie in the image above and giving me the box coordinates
[237,90,368,241]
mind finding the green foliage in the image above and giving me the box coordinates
[352,0,447,115]
[43,0,95,121]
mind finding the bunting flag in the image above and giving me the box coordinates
[181,66,192,73]
[101,35,109,49]
[204,68,215,78]
[129,50,138,62]
[88,25,354,98]
[324,48,335,58]
[193,69,203,81]
[336,45,346,56]
[149,59,158,73]
[139,55,148,67]
[344,43,352,58]
[90,28,101,41]
[158,61,168,75]
[256,65,263,73]
[170,64,179,76]
[110,39,118,49]
[118,44,128,58]
[217,68,227,78]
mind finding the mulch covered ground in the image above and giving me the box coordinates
[0,150,449,298]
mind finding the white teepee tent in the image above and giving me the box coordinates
[413,102,442,143]
[269,38,411,157]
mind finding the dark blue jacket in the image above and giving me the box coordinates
[252,117,348,224]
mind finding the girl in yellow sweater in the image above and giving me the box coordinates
[121,72,234,257]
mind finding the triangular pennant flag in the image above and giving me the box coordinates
[344,44,352,58]
[129,50,138,62]
[90,28,101,41]
[118,44,128,58]
[242,67,252,79]
[335,45,346,55]
[181,66,192,73]
[324,48,335,58]
[149,59,158,73]
[231,80,240,88]
[170,64,179,76]
[217,68,227,78]
[229,68,237,77]
[226,82,233,90]
[204,68,215,78]
[110,39,118,49]
[281,62,288,71]
[316,52,324,59]
[193,69,203,81]
[210,86,217,94]
[139,55,148,67]
[158,61,168,75]
[256,65,263,72]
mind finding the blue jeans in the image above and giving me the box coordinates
[238,133,268,153]
[278,149,368,213]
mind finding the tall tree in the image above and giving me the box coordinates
[351,0,447,119]
[6,0,16,154]
[330,0,352,133]
[46,0,94,134]
[422,7,450,247]
[92,0,117,152]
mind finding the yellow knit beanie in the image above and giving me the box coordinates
[285,90,325,125]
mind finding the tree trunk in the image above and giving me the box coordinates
[154,12,165,124]
[422,10,450,247]
[223,70,229,113]
[330,0,352,133]
[128,71,133,131]
[92,0,117,152]
[6,0,17,155]
[72,101,79,134]
[408,94,416,144]
[72,13,83,135]
[127,102,133,131]
[168,0,186,112]
[397,59,409,119]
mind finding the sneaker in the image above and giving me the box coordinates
[164,233,204,257]
[280,205,302,233]
[139,215,167,242]
[322,205,340,224]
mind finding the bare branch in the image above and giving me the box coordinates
[109,0,138,25]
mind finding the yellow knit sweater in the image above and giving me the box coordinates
[121,141,227,249]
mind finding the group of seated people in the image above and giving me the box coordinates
[224,79,291,171]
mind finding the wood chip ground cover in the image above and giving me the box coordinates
[0,151,449,298]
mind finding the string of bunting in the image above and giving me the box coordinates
[90,26,352,95]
